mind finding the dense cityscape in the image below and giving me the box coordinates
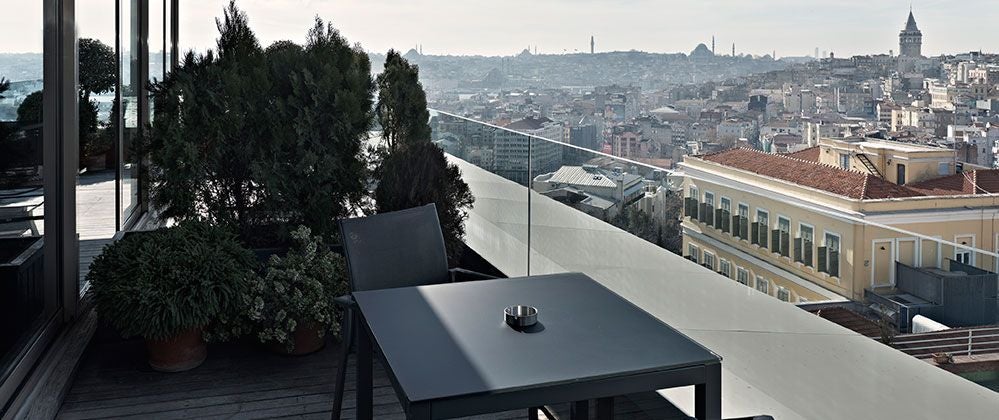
[3,2,999,418]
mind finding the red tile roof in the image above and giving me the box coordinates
[908,169,999,196]
[786,146,820,162]
[696,148,924,200]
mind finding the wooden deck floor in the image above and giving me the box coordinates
[58,326,690,419]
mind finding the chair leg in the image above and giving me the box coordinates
[331,310,354,420]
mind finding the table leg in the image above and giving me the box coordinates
[695,363,722,420]
[570,400,589,420]
[596,397,614,419]
[356,318,373,420]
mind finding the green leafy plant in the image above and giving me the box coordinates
[87,221,256,341]
[240,226,348,351]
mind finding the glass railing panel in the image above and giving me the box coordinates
[430,110,530,276]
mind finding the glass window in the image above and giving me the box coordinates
[689,186,699,202]
[738,203,749,218]
[756,210,769,227]
[938,162,949,175]
[778,217,791,233]
[737,267,749,285]
[777,287,791,302]
[756,276,770,295]
[688,244,699,263]
[703,251,715,270]
[704,191,714,206]
[824,232,841,277]
[720,259,731,277]
[720,197,731,212]
[840,153,850,169]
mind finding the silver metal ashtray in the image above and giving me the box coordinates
[504,305,538,328]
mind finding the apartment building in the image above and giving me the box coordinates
[680,137,999,303]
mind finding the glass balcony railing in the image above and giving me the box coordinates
[431,109,999,418]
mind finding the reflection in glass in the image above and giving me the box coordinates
[0,1,50,389]
[76,4,121,291]
[120,0,140,225]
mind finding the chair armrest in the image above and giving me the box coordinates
[449,267,500,282]
[333,294,356,308]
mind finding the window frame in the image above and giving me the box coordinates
[755,276,770,295]
[688,243,700,264]
[823,231,842,277]
[719,259,731,278]
[736,267,750,285]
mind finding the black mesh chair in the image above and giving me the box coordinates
[331,203,497,420]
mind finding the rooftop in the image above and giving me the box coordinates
[693,147,999,200]
[694,148,921,200]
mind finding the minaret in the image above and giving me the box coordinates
[590,36,594,54]
[732,43,735,57]
[712,36,715,55]
[899,7,923,57]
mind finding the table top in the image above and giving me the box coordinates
[352,272,720,404]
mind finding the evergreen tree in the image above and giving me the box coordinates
[374,52,473,262]
[376,50,431,151]
[147,1,373,244]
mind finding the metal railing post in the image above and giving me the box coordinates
[968,330,973,356]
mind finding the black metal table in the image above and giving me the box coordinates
[351,272,722,420]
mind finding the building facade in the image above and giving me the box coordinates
[680,138,999,304]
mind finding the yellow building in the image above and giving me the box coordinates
[680,137,999,302]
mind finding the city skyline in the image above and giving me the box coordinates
[1,0,997,58]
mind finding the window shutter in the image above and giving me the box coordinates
[817,246,828,273]
[740,217,749,238]
[761,227,769,249]
[781,232,790,257]
[722,210,731,232]
[804,240,813,267]
[794,238,803,263]
[830,250,840,277]
[751,222,759,245]
[715,208,723,228]
[706,205,715,226]
[684,198,692,218]
[771,229,780,252]
[732,215,740,238]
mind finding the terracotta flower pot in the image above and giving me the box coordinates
[267,322,327,356]
[146,327,208,372]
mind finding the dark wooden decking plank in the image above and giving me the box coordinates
[59,325,681,419]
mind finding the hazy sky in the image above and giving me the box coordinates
[1,0,996,57]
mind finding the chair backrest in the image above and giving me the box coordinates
[339,203,450,292]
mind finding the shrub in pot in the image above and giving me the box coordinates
[240,226,348,355]
[87,221,256,372]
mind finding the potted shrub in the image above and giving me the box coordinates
[242,226,348,355]
[87,221,256,372]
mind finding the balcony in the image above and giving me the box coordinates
[5,3,999,419]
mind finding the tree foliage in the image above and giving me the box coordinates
[374,53,473,261]
[375,140,474,260]
[147,1,373,244]
[610,191,683,255]
[376,50,431,151]
[79,38,116,99]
